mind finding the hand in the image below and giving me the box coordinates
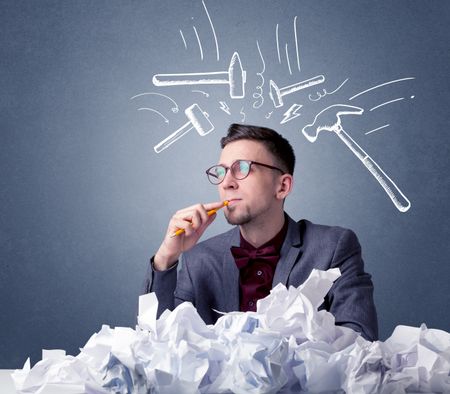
[154,201,225,270]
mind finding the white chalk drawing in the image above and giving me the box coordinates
[269,75,325,108]
[280,103,302,124]
[302,104,411,212]
[191,89,210,97]
[179,30,187,49]
[365,124,390,135]
[348,77,415,101]
[309,78,349,102]
[202,0,220,61]
[152,52,246,99]
[240,107,246,122]
[138,108,169,124]
[252,41,266,109]
[132,5,416,212]
[285,44,293,75]
[276,24,281,64]
[177,3,219,61]
[275,17,301,74]
[294,16,301,72]
[219,101,231,115]
[370,97,405,112]
[130,92,179,113]
[192,26,204,61]
[154,103,214,153]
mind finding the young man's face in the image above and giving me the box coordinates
[217,139,286,226]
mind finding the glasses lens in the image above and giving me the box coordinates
[232,160,251,179]
[207,165,226,184]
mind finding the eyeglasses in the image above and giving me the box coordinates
[206,159,285,185]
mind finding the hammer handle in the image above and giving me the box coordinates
[153,72,229,85]
[362,156,411,212]
[337,128,411,212]
[153,121,193,153]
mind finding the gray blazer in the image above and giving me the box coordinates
[143,215,378,341]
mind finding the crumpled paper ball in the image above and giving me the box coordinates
[12,268,450,393]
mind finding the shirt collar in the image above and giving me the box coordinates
[239,214,289,253]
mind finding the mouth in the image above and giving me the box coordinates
[225,198,241,207]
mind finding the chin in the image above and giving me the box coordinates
[224,209,252,226]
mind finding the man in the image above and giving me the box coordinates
[143,123,378,341]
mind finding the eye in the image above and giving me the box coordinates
[238,160,250,175]
[214,166,226,178]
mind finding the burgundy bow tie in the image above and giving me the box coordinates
[230,245,280,270]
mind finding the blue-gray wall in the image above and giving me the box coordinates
[1,0,449,368]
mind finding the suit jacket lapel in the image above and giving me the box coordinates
[222,227,241,312]
[273,215,303,286]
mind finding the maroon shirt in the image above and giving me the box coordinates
[231,218,288,312]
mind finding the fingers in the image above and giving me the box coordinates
[168,201,223,237]
[155,201,223,269]
[202,200,228,212]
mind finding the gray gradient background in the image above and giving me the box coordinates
[1,0,449,368]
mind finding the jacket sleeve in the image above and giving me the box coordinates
[326,229,379,341]
[141,256,178,318]
[141,254,196,319]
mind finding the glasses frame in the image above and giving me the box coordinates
[205,159,285,185]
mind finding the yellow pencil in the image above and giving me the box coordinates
[170,200,229,238]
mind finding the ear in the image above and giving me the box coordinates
[276,174,293,200]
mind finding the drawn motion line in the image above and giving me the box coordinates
[240,107,246,122]
[193,26,204,61]
[370,97,405,112]
[348,77,415,101]
[309,78,349,102]
[202,0,220,61]
[285,44,293,75]
[179,30,187,49]
[276,24,281,64]
[191,89,209,97]
[252,41,266,109]
[302,104,411,212]
[365,124,390,135]
[130,92,179,113]
[138,108,169,123]
[294,16,301,72]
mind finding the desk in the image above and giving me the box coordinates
[0,370,17,394]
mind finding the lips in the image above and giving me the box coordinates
[226,198,241,206]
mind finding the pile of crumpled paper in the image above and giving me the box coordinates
[12,269,450,393]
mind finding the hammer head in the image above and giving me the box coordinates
[228,52,246,99]
[302,104,364,142]
[185,103,214,136]
[269,80,283,108]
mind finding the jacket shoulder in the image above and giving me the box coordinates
[298,219,361,250]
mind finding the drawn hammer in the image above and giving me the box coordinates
[302,104,411,212]
[154,103,214,153]
[153,52,246,99]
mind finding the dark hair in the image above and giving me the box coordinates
[220,123,296,175]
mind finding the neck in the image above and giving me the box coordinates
[239,210,286,248]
